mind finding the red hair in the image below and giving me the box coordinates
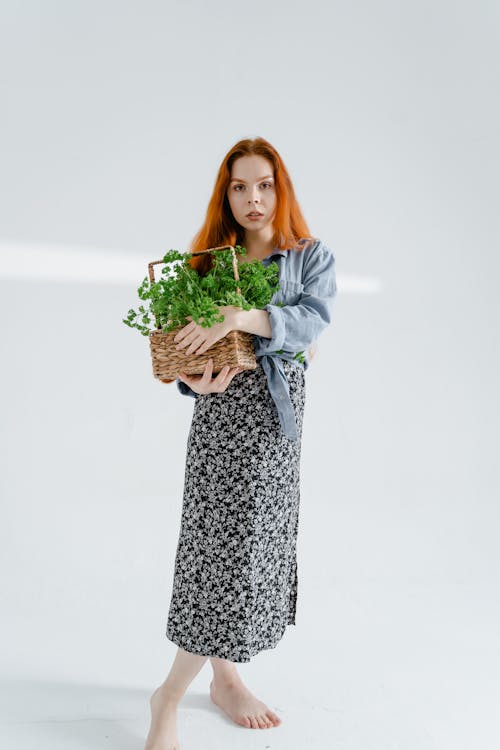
[187,136,316,275]
[159,137,316,384]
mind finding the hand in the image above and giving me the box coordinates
[173,306,240,356]
[178,358,244,395]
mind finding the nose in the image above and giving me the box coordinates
[248,186,260,203]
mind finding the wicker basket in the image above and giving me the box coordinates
[148,244,257,381]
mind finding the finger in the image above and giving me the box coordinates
[191,338,209,356]
[175,330,198,350]
[179,370,203,385]
[178,371,191,385]
[202,358,214,382]
[173,321,195,343]
[176,335,198,352]
[215,365,242,391]
[195,339,214,356]
[229,366,244,379]
[214,364,231,384]
[184,335,206,356]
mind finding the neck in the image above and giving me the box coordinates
[240,227,275,260]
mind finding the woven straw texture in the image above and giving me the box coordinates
[148,244,258,380]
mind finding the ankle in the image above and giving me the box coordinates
[212,671,243,689]
[157,680,184,705]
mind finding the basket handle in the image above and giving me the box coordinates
[147,245,242,330]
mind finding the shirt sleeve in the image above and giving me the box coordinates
[253,241,337,354]
[176,377,198,398]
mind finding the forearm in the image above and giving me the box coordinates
[235,307,272,338]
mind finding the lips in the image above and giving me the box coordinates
[246,211,263,216]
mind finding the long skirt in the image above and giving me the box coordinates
[165,358,306,662]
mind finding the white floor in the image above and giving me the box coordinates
[2,578,499,749]
[1,273,499,749]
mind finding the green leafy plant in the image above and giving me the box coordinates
[122,244,305,362]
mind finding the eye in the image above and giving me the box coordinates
[233,184,244,191]
[261,182,273,189]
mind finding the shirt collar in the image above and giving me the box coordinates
[241,246,289,263]
[265,247,289,259]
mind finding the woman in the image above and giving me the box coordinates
[145,137,337,750]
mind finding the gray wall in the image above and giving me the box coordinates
[1,2,498,747]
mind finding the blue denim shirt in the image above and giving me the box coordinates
[176,238,337,441]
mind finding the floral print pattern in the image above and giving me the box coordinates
[166,358,306,662]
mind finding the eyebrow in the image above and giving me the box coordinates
[229,175,274,183]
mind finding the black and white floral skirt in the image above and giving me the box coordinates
[165,358,306,662]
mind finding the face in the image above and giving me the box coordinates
[226,154,277,234]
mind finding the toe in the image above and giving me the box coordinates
[267,710,281,725]
[257,715,267,728]
[250,716,260,729]
[240,716,251,728]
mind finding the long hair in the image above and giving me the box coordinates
[187,136,316,275]
[160,137,316,384]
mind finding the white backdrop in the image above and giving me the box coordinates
[1,2,499,749]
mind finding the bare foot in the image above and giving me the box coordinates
[209,677,281,729]
[144,683,181,750]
